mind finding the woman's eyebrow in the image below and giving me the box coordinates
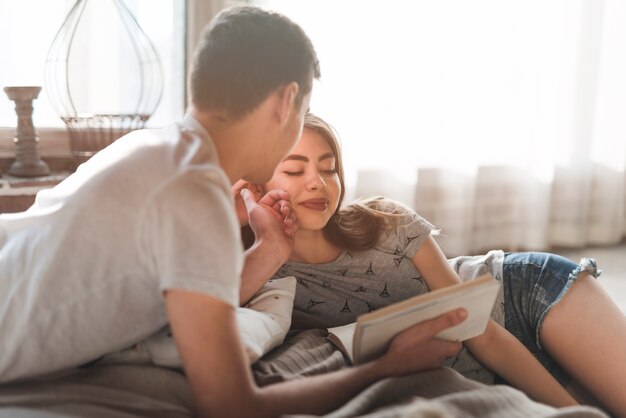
[282,153,335,162]
[283,154,308,162]
[318,152,334,161]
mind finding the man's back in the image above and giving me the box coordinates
[0,116,240,383]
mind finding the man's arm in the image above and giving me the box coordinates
[166,289,466,418]
[165,291,257,417]
[239,241,286,305]
[237,187,297,304]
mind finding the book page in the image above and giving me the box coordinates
[353,274,500,364]
[327,322,356,362]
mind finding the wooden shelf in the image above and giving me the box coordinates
[0,172,70,213]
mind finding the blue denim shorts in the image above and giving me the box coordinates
[500,252,601,387]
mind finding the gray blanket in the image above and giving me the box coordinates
[0,330,609,417]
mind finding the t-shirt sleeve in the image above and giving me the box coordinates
[142,170,241,307]
[375,200,436,259]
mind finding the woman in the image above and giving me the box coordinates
[236,114,626,417]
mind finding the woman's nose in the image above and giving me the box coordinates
[306,171,326,191]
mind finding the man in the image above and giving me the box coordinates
[0,6,465,417]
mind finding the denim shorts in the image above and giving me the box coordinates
[500,252,601,387]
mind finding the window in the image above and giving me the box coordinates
[254,0,626,176]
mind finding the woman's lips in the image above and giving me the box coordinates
[299,198,329,211]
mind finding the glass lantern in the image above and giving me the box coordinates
[44,0,163,159]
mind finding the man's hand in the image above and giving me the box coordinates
[240,187,297,262]
[238,187,298,304]
[232,180,260,227]
[374,309,467,377]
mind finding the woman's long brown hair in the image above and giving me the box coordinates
[242,113,406,251]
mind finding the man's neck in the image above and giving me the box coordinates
[190,108,249,184]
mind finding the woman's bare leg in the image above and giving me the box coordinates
[565,380,603,409]
[540,272,626,417]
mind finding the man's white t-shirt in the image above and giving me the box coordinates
[0,114,241,383]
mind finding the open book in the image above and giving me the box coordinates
[327,273,500,364]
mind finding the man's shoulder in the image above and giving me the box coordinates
[102,122,218,170]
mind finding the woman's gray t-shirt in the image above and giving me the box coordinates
[273,204,505,384]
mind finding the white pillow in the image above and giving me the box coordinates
[236,276,296,362]
[143,276,296,367]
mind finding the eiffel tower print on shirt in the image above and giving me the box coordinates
[340,300,351,313]
[405,235,419,246]
[379,283,390,297]
[307,299,326,310]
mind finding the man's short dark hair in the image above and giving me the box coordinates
[189,6,320,120]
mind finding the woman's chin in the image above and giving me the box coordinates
[296,219,329,233]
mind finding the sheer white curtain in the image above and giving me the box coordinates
[257,0,626,256]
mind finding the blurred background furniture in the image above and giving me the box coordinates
[0,172,68,213]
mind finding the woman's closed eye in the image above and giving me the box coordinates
[282,168,336,176]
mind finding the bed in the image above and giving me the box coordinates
[0,327,609,418]
[0,278,610,417]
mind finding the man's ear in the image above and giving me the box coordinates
[275,82,299,125]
